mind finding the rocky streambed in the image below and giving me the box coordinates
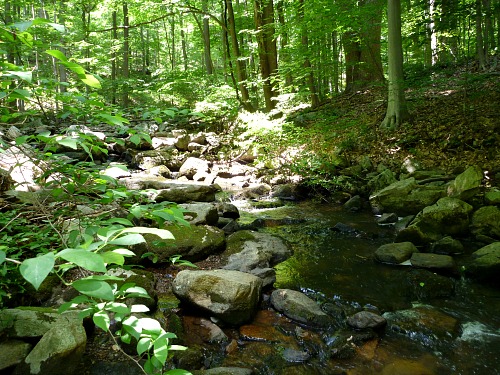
[1,124,500,375]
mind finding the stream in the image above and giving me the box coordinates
[222,200,500,375]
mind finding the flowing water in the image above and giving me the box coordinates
[227,200,500,375]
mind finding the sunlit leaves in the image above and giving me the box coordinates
[19,252,55,290]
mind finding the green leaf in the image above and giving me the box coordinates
[131,304,150,313]
[123,286,150,299]
[72,279,114,300]
[11,89,31,99]
[11,20,33,32]
[137,337,152,356]
[109,234,145,246]
[112,248,136,257]
[106,302,130,314]
[129,134,141,145]
[165,369,192,375]
[19,252,55,290]
[120,333,131,344]
[169,345,188,351]
[93,310,111,331]
[59,61,85,75]
[122,316,141,340]
[81,74,101,89]
[98,114,129,126]
[6,70,32,83]
[154,337,169,365]
[100,251,125,266]
[56,137,78,150]
[45,49,68,61]
[57,248,107,272]
[82,275,123,281]
[0,250,5,264]
[122,227,174,240]
[139,318,162,335]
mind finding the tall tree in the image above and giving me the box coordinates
[381,0,409,130]
[254,0,278,111]
[122,2,130,107]
[342,0,384,92]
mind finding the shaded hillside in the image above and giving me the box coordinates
[277,63,500,191]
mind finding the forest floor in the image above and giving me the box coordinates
[282,62,500,182]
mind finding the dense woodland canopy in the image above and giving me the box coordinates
[1,0,499,124]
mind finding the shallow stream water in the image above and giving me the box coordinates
[231,201,500,375]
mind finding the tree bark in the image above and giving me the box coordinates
[343,0,384,92]
[202,0,215,75]
[226,0,253,111]
[381,0,409,130]
[122,3,130,108]
[298,0,319,107]
[254,0,278,111]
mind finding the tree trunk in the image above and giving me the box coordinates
[111,10,118,105]
[180,17,189,71]
[202,0,215,75]
[298,0,319,107]
[254,0,278,111]
[381,0,409,130]
[122,3,130,108]
[226,0,253,111]
[343,0,384,92]
[476,0,486,69]
[276,0,292,87]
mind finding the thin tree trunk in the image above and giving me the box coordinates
[111,10,118,105]
[381,0,409,130]
[298,0,319,107]
[226,0,253,111]
[180,17,189,71]
[476,0,486,69]
[254,0,278,111]
[122,3,130,107]
[202,0,215,74]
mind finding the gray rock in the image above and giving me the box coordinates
[172,270,262,325]
[223,230,292,269]
[100,165,131,179]
[377,213,398,225]
[447,165,483,201]
[343,195,362,212]
[13,320,86,375]
[396,197,473,245]
[347,311,386,329]
[132,150,171,170]
[120,177,219,203]
[466,242,500,282]
[175,133,190,151]
[375,242,419,264]
[410,253,456,272]
[0,340,32,371]
[151,136,176,149]
[180,203,219,226]
[367,169,397,194]
[216,202,240,219]
[187,142,205,152]
[140,224,225,263]
[190,132,207,145]
[430,236,464,255]
[369,178,446,215]
[270,289,331,327]
[179,157,210,180]
[470,206,500,241]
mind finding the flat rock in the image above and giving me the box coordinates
[180,203,219,226]
[347,311,386,329]
[270,289,330,327]
[447,165,483,201]
[375,242,419,264]
[410,253,456,272]
[465,242,500,282]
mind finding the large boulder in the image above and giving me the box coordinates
[465,242,500,283]
[270,289,331,327]
[140,224,225,263]
[396,197,473,245]
[0,308,86,375]
[180,203,219,226]
[172,270,263,325]
[369,178,445,216]
[347,311,386,329]
[222,231,292,286]
[178,157,210,180]
[447,165,483,201]
[120,176,219,203]
[470,206,500,242]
